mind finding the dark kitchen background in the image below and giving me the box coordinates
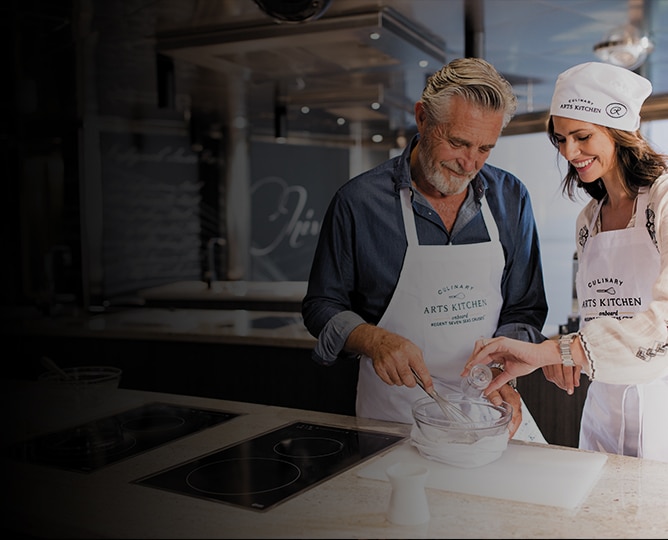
[3,0,668,447]
[4,0,668,311]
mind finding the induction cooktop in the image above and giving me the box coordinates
[5,402,240,473]
[134,421,405,512]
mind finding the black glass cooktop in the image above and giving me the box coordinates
[6,402,240,473]
[135,421,405,512]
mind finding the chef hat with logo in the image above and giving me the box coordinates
[549,62,652,131]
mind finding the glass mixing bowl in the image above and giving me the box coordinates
[411,395,513,467]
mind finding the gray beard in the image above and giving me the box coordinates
[417,146,471,196]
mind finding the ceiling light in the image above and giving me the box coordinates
[253,0,332,23]
[593,24,654,71]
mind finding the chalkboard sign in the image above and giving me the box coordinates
[250,142,349,281]
[99,131,201,297]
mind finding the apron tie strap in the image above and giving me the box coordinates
[617,386,629,455]
[617,385,644,456]
[636,385,645,457]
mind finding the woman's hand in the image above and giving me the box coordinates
[542,364,582,395]
[462,337,559,395]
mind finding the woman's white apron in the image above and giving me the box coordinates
[577,189,668,461]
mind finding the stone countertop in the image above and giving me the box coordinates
[4,307,317,349]
[3,382,668,539]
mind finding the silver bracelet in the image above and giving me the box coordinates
[559,333,577,367]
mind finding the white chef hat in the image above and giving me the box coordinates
[549,62,652,131]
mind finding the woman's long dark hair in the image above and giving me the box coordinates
[547,116,668,202]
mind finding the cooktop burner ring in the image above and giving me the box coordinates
[273,437,344,458]
[186,457,301,496]
[135,421,405,512]
[7,402,240,473]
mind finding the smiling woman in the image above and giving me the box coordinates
[466,61,668,460]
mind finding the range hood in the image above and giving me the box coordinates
[155,7,446,125]
[156,7,445,79]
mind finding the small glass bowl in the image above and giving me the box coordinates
[411,396,513,467]
[39,366,122,406]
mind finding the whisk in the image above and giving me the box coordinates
[410,367,474,424]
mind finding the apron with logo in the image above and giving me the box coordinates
[356,188,545,443]
[576,189,668,461]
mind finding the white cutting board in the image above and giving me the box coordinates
[356,440,607,509]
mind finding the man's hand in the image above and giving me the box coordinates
[346,324,431,390]
[484,370,522,439]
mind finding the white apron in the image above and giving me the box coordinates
[356,188,546,443]
[576,189,668,461]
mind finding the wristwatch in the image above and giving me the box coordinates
[488,362,517,390]
[559,333,577,367]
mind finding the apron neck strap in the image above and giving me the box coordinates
[400,188,419,245]
[589,189,651,232]
[400,187,500,245]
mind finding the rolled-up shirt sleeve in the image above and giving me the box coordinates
[311,311,366,365]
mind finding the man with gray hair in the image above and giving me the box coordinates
[302,58,547,440]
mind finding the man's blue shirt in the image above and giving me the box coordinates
[302,135,548,364]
